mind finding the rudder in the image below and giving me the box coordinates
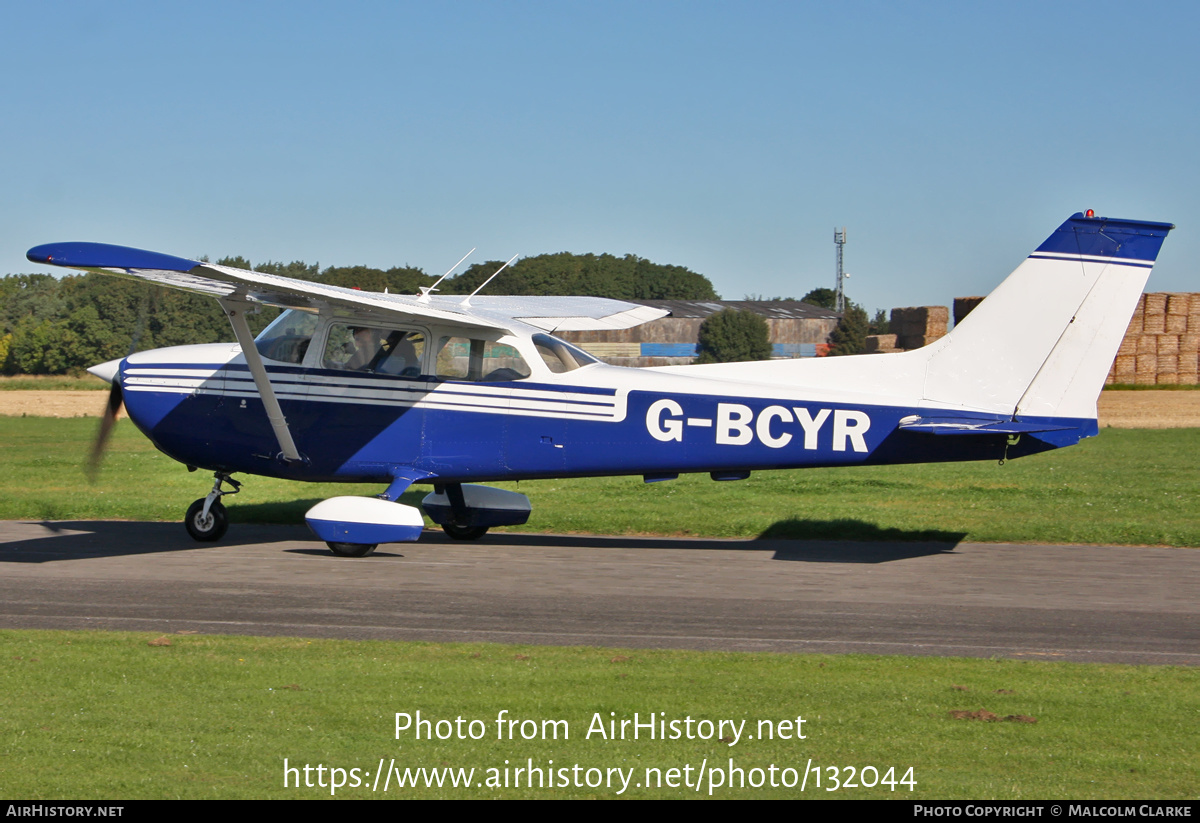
[921,212,1173,420]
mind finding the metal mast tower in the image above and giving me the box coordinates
[834,227,847,313]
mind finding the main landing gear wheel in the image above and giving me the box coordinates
[326,542,377,557]
[185,498,228,542]
[441,523,489,541]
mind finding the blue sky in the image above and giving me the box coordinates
[2,1,1196,312]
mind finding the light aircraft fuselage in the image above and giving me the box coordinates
[116,335,1069,487]
[28,211,1174,554]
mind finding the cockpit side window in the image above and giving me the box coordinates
[323,324,426,376]
[254,310,320,364]
[435,336,531,382]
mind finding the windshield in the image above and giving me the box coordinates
[254,310,319,364]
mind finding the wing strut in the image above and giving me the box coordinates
[219,298,302,463]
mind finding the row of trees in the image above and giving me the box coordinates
[0,272,248,375]
[792,288,890,355]
[1,252,721,374]
[3,247,891,372]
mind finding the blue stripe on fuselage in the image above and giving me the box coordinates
[119,364,1090,485]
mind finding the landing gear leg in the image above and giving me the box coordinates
[185,473,240,542]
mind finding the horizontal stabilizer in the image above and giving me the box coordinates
[898,417,1077,436]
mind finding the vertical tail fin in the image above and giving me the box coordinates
[921,213,1174,420]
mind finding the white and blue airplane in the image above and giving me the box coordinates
[27,211,1173,556]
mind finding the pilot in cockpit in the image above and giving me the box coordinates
[346,326,379,370]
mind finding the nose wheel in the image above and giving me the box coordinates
[184,473,239,542]
[326,542,377,557]
[185,498,228,541]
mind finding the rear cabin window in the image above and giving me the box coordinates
[254,310,320,364]
[435,336,531,382]
[323,324,426,376]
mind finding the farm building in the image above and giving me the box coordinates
[556,300,842,367]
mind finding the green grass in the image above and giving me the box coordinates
[2,420,1196,801]
[0,630,1194,799]
[0,418,1196,547]
[0,374,108,390]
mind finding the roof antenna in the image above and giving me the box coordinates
[460,254,518,308]
[417,247,476,303]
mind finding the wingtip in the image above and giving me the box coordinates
[24,242,199,272]
[26,244,55,264]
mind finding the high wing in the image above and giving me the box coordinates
[25,242,668,334]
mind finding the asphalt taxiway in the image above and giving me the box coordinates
[0,520,1195,665]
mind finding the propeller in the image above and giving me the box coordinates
[86,286,152,480]
[85,358,125,482]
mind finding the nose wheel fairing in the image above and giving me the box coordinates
[298,484,531,554]
[305,497,426,546]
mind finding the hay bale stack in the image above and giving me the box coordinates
[1156,336,1179,384]
[864,334,899,354]
[924,305,950,336]
[1103,293,1200,385]
[1116,331,1139,357]
[1112,354,1137,384]
[1135,356,1159,384]
[1123,304,1144,337]
[1142,293,1167,334]
[1165,293,1189,334]
[953,296,985,326]
[1144,293,1168,313]
[1179,335,1199,385]
[890,305,950,350]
